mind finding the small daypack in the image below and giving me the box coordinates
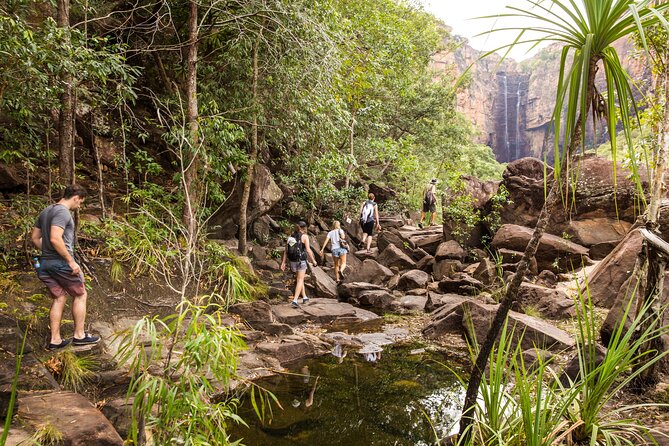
[424,186,436,206]
[360,200,375,224]
[287,232,305,262]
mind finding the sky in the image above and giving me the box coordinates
[422,0,553,60]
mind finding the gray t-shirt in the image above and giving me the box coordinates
[35,204,75,260]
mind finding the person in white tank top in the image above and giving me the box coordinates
[320,220,349,282]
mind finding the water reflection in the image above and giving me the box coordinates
[231,345,466,446]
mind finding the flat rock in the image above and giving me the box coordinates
[272,298,380,326]
[18,391,124,445]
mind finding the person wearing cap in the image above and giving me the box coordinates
[419,179,438,228]
[281,221,317,307]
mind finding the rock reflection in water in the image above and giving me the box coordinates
[358,343,383,362]
[331,343,348,363]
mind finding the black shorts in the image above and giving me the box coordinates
[423,201,436,213]
[361,220,375,236]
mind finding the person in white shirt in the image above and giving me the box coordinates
[320,220,349,282]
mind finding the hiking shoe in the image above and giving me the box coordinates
[47,339,71,350]
[339,270,346,280]
[291,300,299,308]
[72,333,100,346]
[302,297,310,305]
[418,222,423,229]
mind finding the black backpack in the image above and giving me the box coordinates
[287,232,305,262]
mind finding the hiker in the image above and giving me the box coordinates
[31,185,100,349]
[359,193,381,253]
[419,178,438,228]
[320,220,349,282]
[281,221,317,307]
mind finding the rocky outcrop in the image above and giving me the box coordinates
[492,224,591,272]
[423,298,574,352]
[433,35,649,161]
[209,164,283,239]
[495,157,552,229]
[516,282,575,320]
[0,163,25,192]
[585,229,642,308]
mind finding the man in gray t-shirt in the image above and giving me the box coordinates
[31,185,100,349]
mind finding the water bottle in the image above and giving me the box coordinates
[33,257,40,269]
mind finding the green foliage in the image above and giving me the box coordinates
[204,242,267,308]
[442,178,480,246]
[493,0,669,200]
[0,196,47,268]
[0,7,138,164]
[115,300,252,445]
[279,149,360,215]
[482,185,511,236]
[46,350,96,394]
[453,284,669,446]
[25,421,63,446]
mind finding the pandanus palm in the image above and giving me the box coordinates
[458,0,669,444]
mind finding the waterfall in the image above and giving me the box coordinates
[503,74,509,156]
[515,80,521,160]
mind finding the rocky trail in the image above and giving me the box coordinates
[6,156,669,444]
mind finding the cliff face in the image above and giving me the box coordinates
[433,36,651,162]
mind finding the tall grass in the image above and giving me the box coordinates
[453,284,669,446]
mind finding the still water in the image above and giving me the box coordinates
[231,345,466,446]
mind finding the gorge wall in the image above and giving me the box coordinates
[432,33,650,163]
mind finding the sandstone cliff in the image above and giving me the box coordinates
[433,35,651,162]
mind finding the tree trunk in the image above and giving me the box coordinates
[344,107,356,189]
[633,50,669,389]
[458,55,599,444]
[238,27,263,255]
[182,0,199,238]
[57,0,75,184]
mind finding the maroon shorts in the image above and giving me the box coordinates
[37,258,86,298]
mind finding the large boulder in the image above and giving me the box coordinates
[368,183,396,204]
[255,334,328,364]
[345,259,393,285]
[549,155,647,228]
[423,298,575,352]
[337,282,387,302]
[210,164,283,238]
[0,163,26,192]
[464,301,575,352]
[357,290,396,310]
[435,240,467,262]
[310,266,338,299]
[516,282,575,320]
[433,259,464,281]
[492,224,591,272]
[437,273,484,294]
[377,244,416,270]
[493,155,644,233]
[377,230,414,256]
[18,391,124,445]
[562,218,631,247]
[495,157,552,229]
[408,231,443,256]
[397,269,430,291]
[585,229,642,308]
